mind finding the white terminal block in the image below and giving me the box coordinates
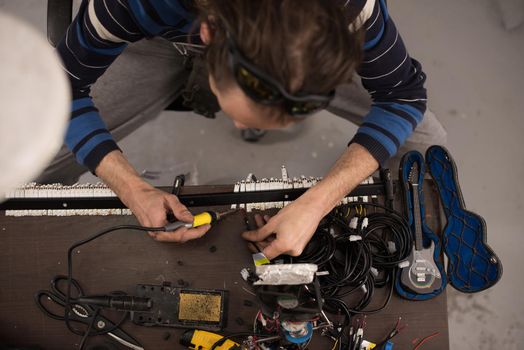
[260,179,268,210]
[245,181,254,212]
[284,179,293,207]
[301,175,308,188]
[278,179,284,208]
[269,178,276,209]
[231,182,239,210]
[6,182,135,217]
[253,180,261,211]
[4,167,381,218]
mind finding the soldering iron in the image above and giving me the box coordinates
[164,209,236,231]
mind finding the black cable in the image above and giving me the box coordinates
[292,201,412,344]
[78,308,100,350]
[65,225,165,347]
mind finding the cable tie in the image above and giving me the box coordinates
[361,284,368,294]
[316,271,330,276]
[349,235,362,242]
[361,217,369,229]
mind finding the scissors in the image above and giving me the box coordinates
[35,275,144,350]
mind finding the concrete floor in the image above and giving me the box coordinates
[1,0,524,348]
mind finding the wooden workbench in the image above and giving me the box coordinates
[0,183,449,349]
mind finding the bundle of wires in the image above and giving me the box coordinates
[292,201,412,345]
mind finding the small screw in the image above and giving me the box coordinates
[97,320,106,329]
[490,256,498,264]
[209,245,217,253]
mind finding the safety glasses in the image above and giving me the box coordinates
[226,34,334,116]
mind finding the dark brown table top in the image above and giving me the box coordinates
[0,183,449,350]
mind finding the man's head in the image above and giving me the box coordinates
[196,0,363,129]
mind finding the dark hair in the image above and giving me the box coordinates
[196,0,364,109]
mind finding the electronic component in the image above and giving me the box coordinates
[252,264,324,349]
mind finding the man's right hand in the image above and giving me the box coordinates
[126,185,211,242]
[95,150,211,242]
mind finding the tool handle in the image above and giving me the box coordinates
[77,295,152,311]
[164,211,217,231]
[193,211,216,227]
[164,221,192,231]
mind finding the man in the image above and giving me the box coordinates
[43,0,446,260]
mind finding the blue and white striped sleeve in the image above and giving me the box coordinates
[57,0,194,173]
[351,0,427,165]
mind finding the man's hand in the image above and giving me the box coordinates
[95,150,210,242]
[127,186,211,242]
[242,143,379,260]
[242,195,324,259]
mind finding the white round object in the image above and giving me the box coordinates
[0,12,70,201]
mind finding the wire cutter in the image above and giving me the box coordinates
[35,275,144,350]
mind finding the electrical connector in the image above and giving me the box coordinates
[240,268,250,281]
[370,267,379,277]
[361,217,369,229]
[388,241,397,253]
[349,217,359,229]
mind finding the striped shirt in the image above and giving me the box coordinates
[58,0,426,171]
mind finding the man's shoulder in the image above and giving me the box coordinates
[344,0,377,30]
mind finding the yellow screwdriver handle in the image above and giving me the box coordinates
[192,212,213,227]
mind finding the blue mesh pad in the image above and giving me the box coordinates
[395,151,448,301]
[425,146,502,292]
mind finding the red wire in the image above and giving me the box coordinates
[412,332,440,350]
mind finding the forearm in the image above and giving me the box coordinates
[95,150,152,208]
[304,143,379,217]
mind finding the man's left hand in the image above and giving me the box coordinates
[241,195,324,260]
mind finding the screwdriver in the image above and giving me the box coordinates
[164,209,237,232]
